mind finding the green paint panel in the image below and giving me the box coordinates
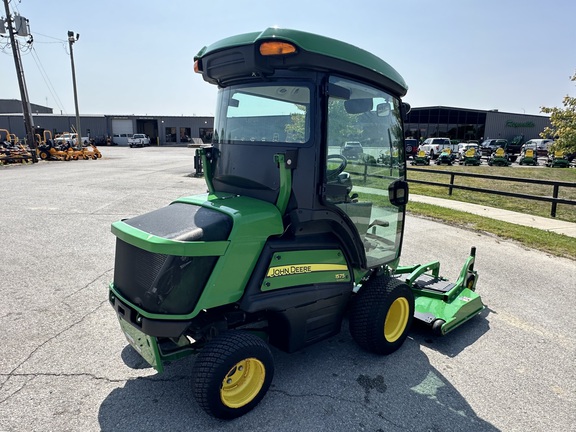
[261,249,350,291]
[118,317,163,372]
[414,288,484,334]
[175,193,286,315]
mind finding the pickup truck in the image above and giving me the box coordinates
[418,137,457,159]
[54,133,90,146]
[128,134,151,148]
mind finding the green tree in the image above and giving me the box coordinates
[284,112,306,143]
[540,71,576,154]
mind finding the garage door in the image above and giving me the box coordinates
[112,119,134,145]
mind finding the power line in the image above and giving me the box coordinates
[31,31,66,42]
[30,46,67,114]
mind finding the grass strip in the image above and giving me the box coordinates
[407,201,576,260]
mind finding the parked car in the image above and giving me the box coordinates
[507,134,525,156]
[404,138,418,159]
[128,133,151,148]
[341,141,363,159]
[522,139,553,157]
[418,137,454,159]
[480,139,508,157]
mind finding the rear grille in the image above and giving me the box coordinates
[112,203,230,315]
[113,239,217,315]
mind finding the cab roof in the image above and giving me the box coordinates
[195,27,408,97]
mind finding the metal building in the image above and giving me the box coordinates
[404,106,551,143]
[0,99,214,146]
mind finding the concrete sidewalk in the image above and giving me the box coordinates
[349,186,576,237]
[409,194,576,238]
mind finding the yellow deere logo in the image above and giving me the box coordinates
[267,264,348,278]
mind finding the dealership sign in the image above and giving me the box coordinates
[506,120,535,128]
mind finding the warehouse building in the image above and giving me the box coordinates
[404,106,551,143]
[0,99,214,146]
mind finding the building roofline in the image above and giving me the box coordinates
[409,105,550,118]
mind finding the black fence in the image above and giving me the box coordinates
[347,162,576,218]
[406,167,576,218]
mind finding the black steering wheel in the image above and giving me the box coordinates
[326,154,348,182]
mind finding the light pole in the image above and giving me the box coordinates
[3,0,37,161]
[68,30,81,147]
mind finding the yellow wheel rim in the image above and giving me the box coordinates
[220,358,265,408]
[384,297,410,342]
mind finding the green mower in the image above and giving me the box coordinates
[487,147,511,166]
[411,149,431,165]
[435,148,456,165]
[109,28,485,419]
[460,147,482,166]
[518,147,538,166]
[546,150,570,168]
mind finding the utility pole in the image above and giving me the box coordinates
[67,30,81,148]
[2,0,37,162]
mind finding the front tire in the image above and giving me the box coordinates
[349,276,414,355]
[192,331,274,420]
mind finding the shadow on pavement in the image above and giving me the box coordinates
[411,307,492,358]
[99,322,498,432]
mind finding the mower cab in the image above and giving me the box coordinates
[108,28,484,419]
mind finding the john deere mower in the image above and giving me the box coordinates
[109,28,484,419]
[488,147,511,166]
[518,147,538,166]
[435,147,456,165]
[411,149,430,165]
[546,150,570,168]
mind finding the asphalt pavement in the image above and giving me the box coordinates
[1,146,575,432]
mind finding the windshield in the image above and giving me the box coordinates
[213,84,311,145]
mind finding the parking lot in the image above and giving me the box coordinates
[1,146,575,431]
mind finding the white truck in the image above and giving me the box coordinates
[54,133,90,146]
[418,137,458,159]
[128,133,151,148]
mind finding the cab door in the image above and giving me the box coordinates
[324,76,408,269]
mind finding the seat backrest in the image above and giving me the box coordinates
[525,149,534,158]
[554,150,564,158]
[495,148,505,157]
[465,148,476,157]
[417,150,426,157]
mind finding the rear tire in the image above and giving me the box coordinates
[349,276,414,355]
[192,331,274,420]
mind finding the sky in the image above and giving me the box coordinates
[1,0,575,117]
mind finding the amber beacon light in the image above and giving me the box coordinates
[259,41,297,56]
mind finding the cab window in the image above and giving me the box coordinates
[325,76,406,267]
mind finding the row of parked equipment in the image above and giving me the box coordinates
[0,129,102,165]
[411,146,573,168]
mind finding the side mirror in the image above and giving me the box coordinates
[376,103,390,117]
[388,180,409,207]
[400,102,412,121]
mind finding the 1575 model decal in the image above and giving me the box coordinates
[267,264,348,278]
